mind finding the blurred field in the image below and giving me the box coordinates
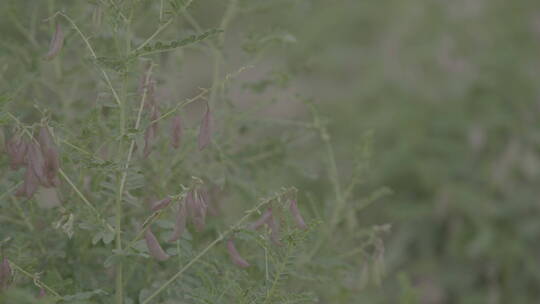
[2,0,540,303]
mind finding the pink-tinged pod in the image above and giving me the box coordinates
[289,200,307,230]
[151,197,172,212]
[0,257,12,291]
[144,229,170,261]
[6,135,29,170]
[37,288,46,298]
[248,208,273,230]
[38,127,60,187]
[226,239,250,268]
[143,107,160,158]
[170,115,183,149]
[44,23,64,61]
[168,202,187,242]
[16,167,40,198]
[193,190,208,232]
[267,213,283,246]
[26,143,48,187]
[197,105,212,151]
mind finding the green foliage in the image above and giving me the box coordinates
[0,1,385,303]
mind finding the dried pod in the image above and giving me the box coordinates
[170,115,183,149]
[44,22,64,60]
[144,229,170,261]
[38,127,60,187]
[168,202,187,242]
[16,167,40,198]
[248,208,273,230]
[289,199,307,230]
[197,105,212,150]
[143,107,160,158]
[26,143,48,187]
[192,190,207,232]
[6,135,29,170]
[267,212,282,246]
[226,239,250,268]
[37,288,46,298]
[151,197,172,212]
[0,257,12,291]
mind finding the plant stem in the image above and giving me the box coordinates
[141,190,291,304]
[9,260,62,299]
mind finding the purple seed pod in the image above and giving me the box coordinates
[170,115,183,149]
[37,287,46,298]
[226,239,250,268]
[168,202,187,242]
[6,135,29,170]
[289,200,307,230]
[248,208,273,230]
[38,127,60,187]
[192,190,208,232]
[150,197,172,212]
[26,143,49,187]
[0,257,12,291]
[143,107,160,158]
[44,22,64,61]
[197,105,212,151]
[16,166,39,198]
[267,213,283,246]
[144,229,170,261]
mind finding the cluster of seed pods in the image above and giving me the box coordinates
[144,188,210,261]
[138,65,213,158]
[226,199,308,268]
[5,126,60,198]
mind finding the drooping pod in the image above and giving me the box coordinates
[6,135,29,170]
[168,202,187,242]
[15,166,40,198]
[144,229,170,261]
[248,208,273,230]
[37,288,46,298]
[289,199,307,230]
[143,106,160,158]
[150,197,172,212]
[26,142,48,187]
[186,190,207,232]
[170,115,183,149]
[197,104,212,151]
[0,257,12,291]
[44,22,64,61]
[226,239,250,268]
[37,126,60,187]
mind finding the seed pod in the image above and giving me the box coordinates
[170,115,183,149]
[44,22,64,61]
[168,202,187,242]
[226,239,250,268]
[143,107,160,158]
[193,190,207,232]
[144,229,170,261]
[26,143,48,187]
[6,135,28,170]
[38,127,60,187]
[0,257,12,291]
[248,208,273,230]
[16,167,39,198]
[197,105,212,150]
[37,288,46,298]
[150,197,172,212]
[267,212,282,246]
[289,199,307,230]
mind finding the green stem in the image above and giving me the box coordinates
[141,189,292,304]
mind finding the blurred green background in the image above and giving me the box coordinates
[2,0,540,303]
